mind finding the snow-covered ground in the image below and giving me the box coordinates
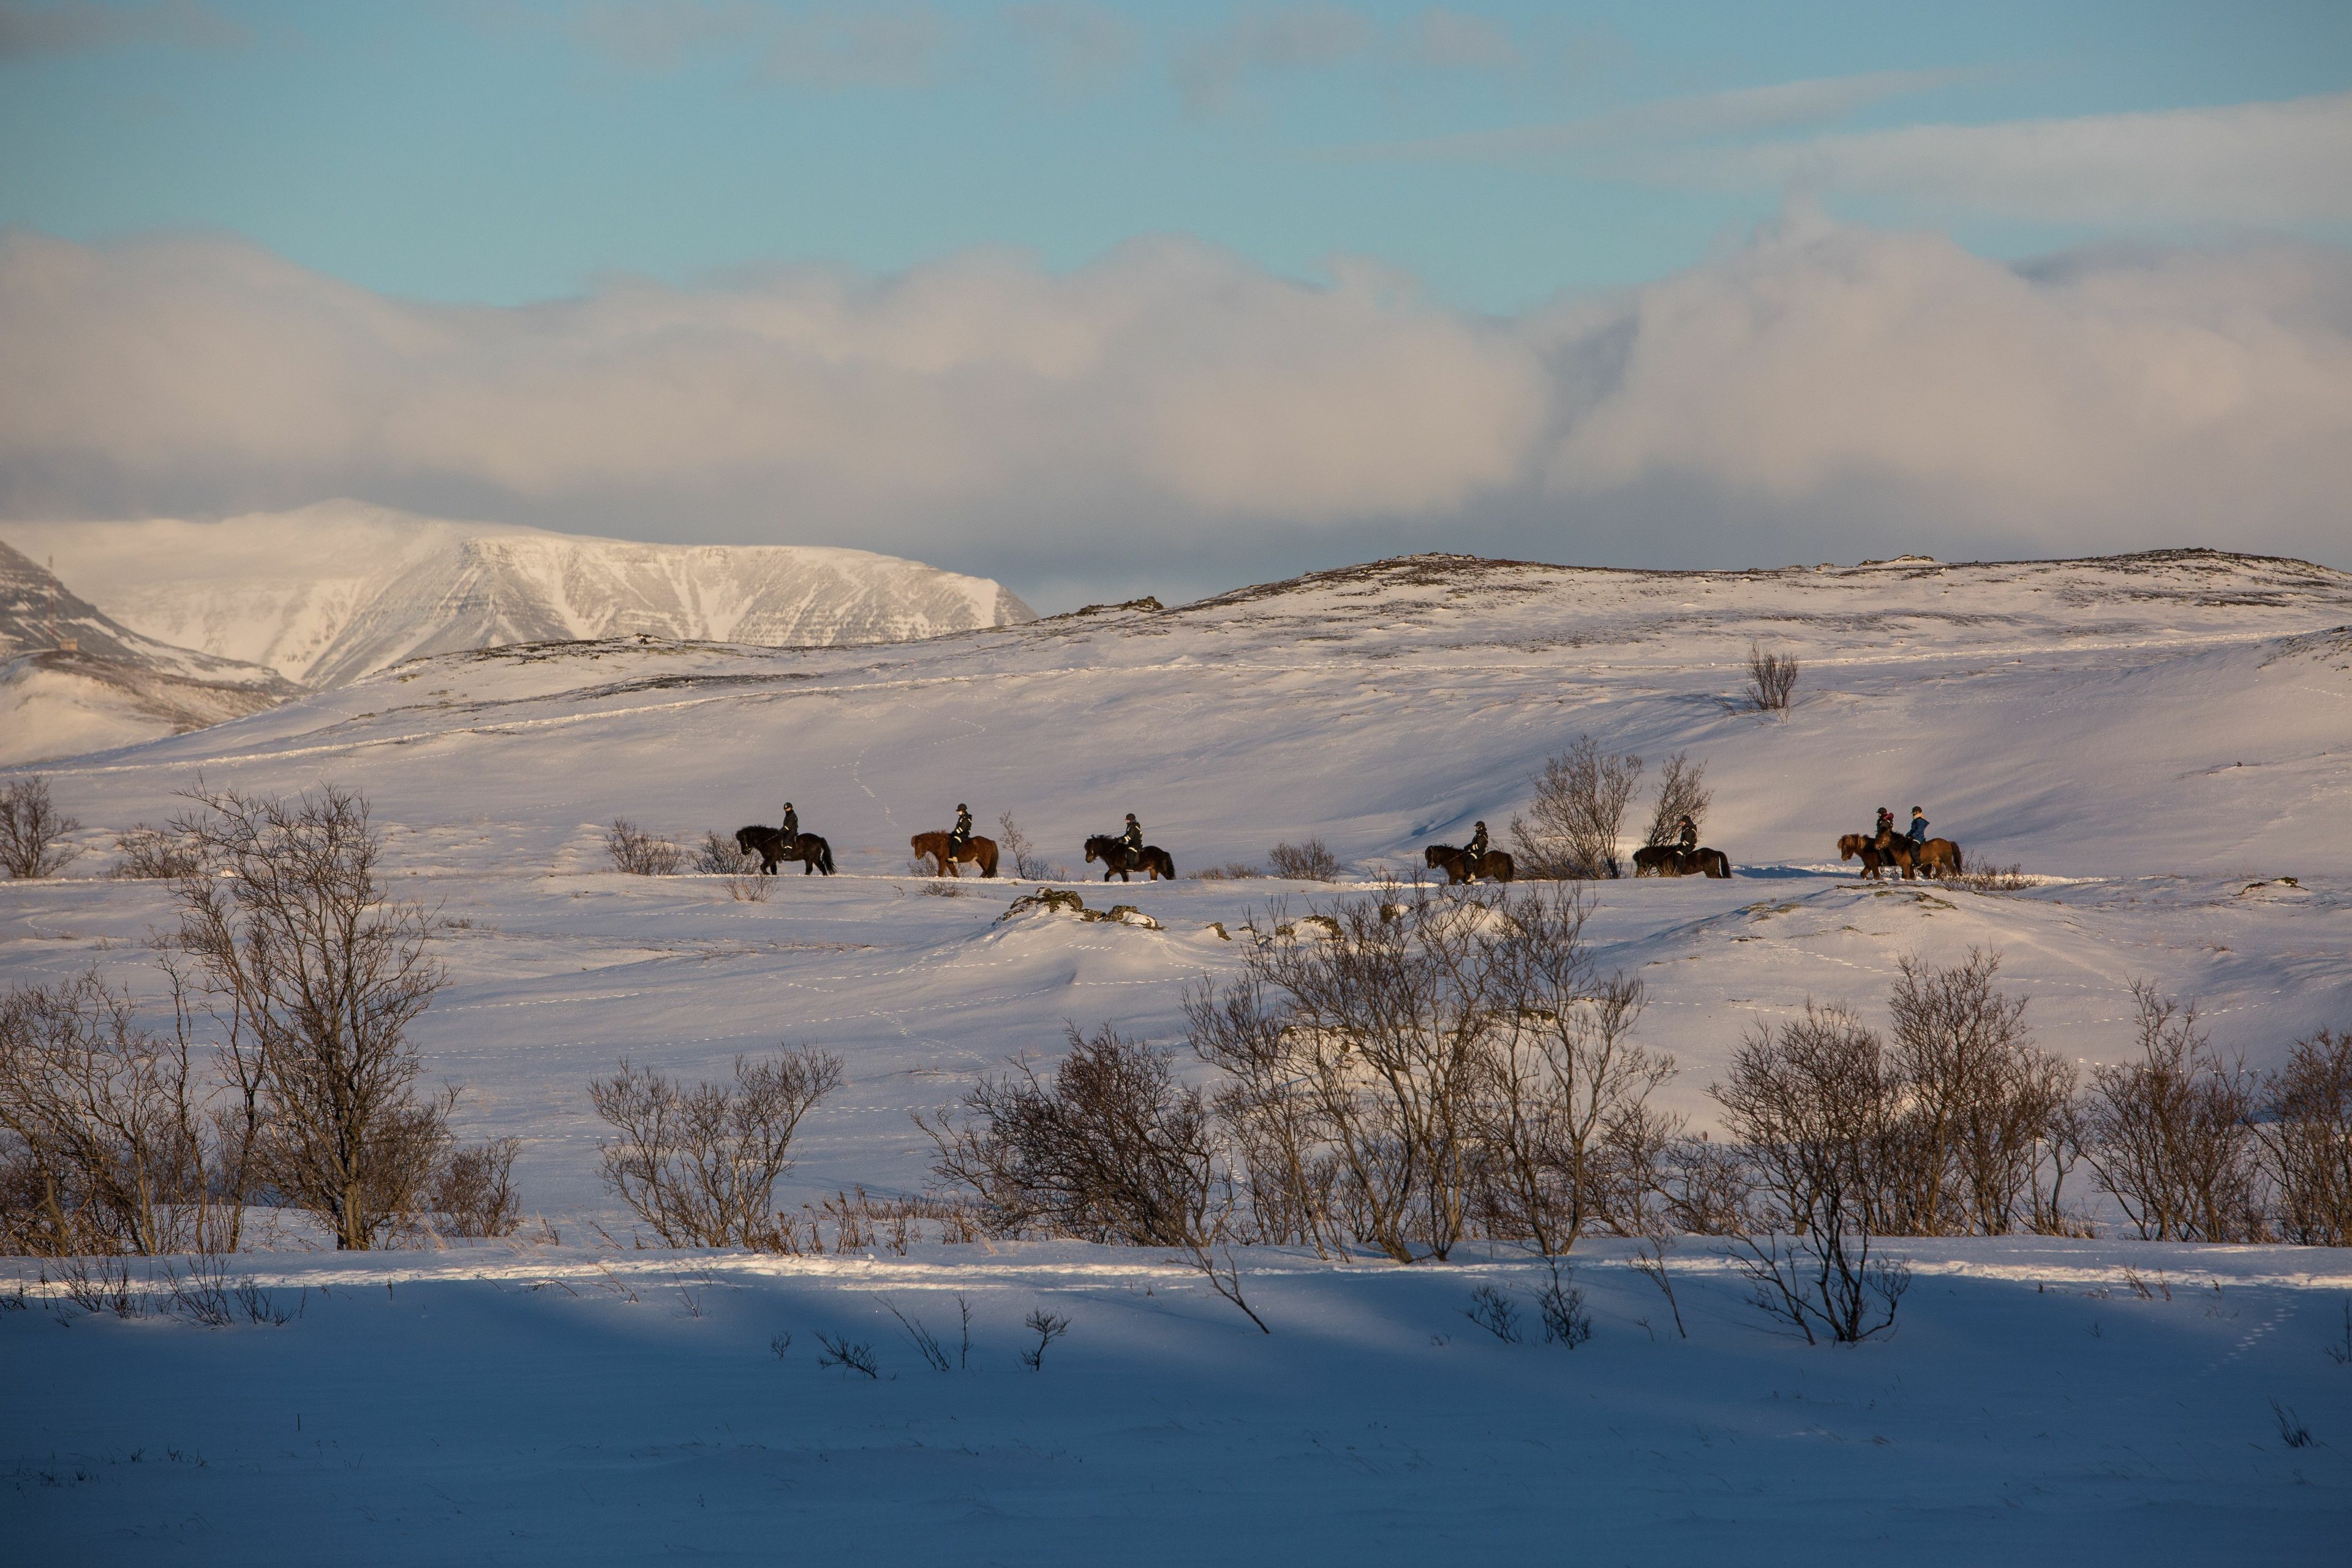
[4,548,2350,1559]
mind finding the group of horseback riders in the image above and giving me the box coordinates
[1839,806,1962,880]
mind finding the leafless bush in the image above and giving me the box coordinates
[430,1137,522,1238]
[160,1253,298,1327]
[2256,1028,2352,1246]
[1510,736,1642,878]
[1713,1006,1912,1343]
[770,1330,793,1359]
[692,832,772,902]
[1019,1308,1069,1370]
[0,970,235,1257]
[876,1293,954,1371]
[1628,1231,1684,1338]
[1660,1137,1757,1235]
[163,786,452,1251]
[815,1330,880,1379]
[998,812,1050,881]
[1744,641,1800,712]
[1947,862,2034,894]
[0,777,80,879]
[2084,985,2262,1242]
[604,819,680,876]
[1268,839,1340,881]
[49,1253,138,1316]
[2273,1400,2314,1448]
[590,1048,843,1248]
[1194,862,1265,881]
[1534,1257,1593,1346]
[1189,884,1670,1263]
[1464,1282,1522,1342]
[110,824,205,880]
[2324,1300,2350,1366]
[1641,752,1712,849]
[919,1025,1217,1246]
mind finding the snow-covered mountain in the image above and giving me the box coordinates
[4,502,1037,687]
[0,541,301,764]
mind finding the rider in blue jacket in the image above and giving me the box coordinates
[1906,807,1929,845]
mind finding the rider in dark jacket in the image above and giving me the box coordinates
[1906,807,1929,845]
[1466,820,1490,871]
[1874,805,1895,843]
[1676,815,1698,852]
[781,802,799,840]
[949,804,973,855]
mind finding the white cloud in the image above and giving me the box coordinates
[4,219,2348,589]
[1645,89,2352,224]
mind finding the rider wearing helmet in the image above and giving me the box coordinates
[781,801,798,841]
[1874,805,1895,844]
[1906,807,1929,846]
[948,803,973,857]
[1464,820,1490,878]
[1120,813,1144,862]
[1676,814,1698,853]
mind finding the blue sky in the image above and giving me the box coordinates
[7,0,2346,311]
[2,2,2348,604]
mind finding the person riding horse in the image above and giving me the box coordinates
[1874,805,1895,844]
[1464,820,1490,879]
[781,801,799,842]
[948,803,973,858]
[1676,815,1697,853]
[1120,813,1144,873]
[1905,807,1929,846]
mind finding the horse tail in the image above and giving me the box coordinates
[821,840,835,875]
[979,840,998,877]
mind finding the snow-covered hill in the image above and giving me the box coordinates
[0,541,301,764]
[4,502,1036,687]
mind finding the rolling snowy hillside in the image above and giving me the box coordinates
[5,547,2350,1564]
[0,541,301,764]
[4,501,1036,687]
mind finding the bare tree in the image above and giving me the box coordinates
[2083,984,2262,1242]
[2255,1028,2352,1247]
[919,1025,1218,1246]
[0,777,80,879]
[604,819,680,875]
[1640,752,1713,850]
[1510,737,1642,878]
[997,812,1050,880]
[591,1048,843,1248]
[429,1136,522,1238]
[1744,642,1800,712]
[110,824,205,880]
[164,786,453,1251]
[1268,840,1340,881]
[0,970,232,1256]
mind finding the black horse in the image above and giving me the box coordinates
[735,824,837,875]
[1084,834,1175,882]
[1633,843,1732,878]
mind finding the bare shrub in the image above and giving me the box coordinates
[430,1136,522,1238]
[997,812,1050,880]
[1464,1282,1521,1342]
[590,1048,843,1248]
[876,1293,953,1372]
[1534,1257,1593,1346]
[1268,839,1340,881]
[2083,985,2262,1242]
[2325,1300,2350,1366]
[1660,1136,1757,1235]
[110,824,204,880]
[49,1253,138,1316]
[0,777,80,879]
[0,970,239,1257]
[1640,752,1712,849]
[604,819,680,876]
[1713,1006,1912,1343]
[1195,862,1264,881]
[919,1025,1216,1246]
[1510,736,1642,879]
[1948,862,2034,894]
[163,786,452,1251]
[815,1330,880,1378]
[1744,641,1800,712]
[2255,1027,2352,1246]
[2273,1400,2314,1448]
[1628,1231,1684,1338]
[160,1253,299,1327]
[693,831,773,902]
[1019,1308,1069,1370]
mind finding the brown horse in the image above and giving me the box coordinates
[911,831,998,878]
[1836,832,1890,880]
[1634,844,1733,878]
[1084,835,1175,881]
[1426,844,1515,884]
[1914,838,1964,878]
[736,825,837,875]
[1838,831,1921,880]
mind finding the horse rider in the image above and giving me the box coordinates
[1120,813,1144,871]
[948,802,973,858]
[1905,807,1929,846]
[1464,820,1490,878]
[1874,805,1895,844]
[781,801,799,842]
[1676,814,1698,853]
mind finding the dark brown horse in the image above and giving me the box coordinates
[736,824,835,875]
[1084,835,1175,881]
[1632,843,1737,879]
[1836,831,1917,880]
[911,831,998,878]
[1425,844,1515,884]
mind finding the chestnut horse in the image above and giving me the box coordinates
[1425,844,1516,884]
[911,831,999,878]
[1084,835,1175,881]
[1914,838,1964,878]
[1836,832,1917,880]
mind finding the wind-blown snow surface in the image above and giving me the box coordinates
[6,501,1037,686]
[4,549,2350,1561]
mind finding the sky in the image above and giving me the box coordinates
[2,0,2348,608]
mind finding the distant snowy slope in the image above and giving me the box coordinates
[0,541,300,764]
[6,502,1036,686]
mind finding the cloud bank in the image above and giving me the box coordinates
[4,216,2348,602]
